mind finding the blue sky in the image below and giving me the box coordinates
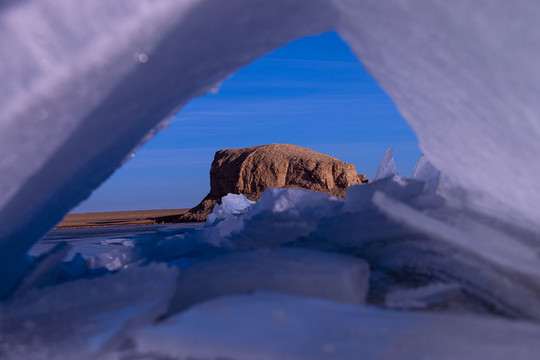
[72,31,421,213]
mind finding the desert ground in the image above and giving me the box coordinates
[56,209,189,228]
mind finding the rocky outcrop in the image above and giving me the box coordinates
[178,144,369,222]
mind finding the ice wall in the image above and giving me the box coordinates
[2,0,540,297]
[0,0,337,297]
[336,0,540,225]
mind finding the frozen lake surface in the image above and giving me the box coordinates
[30,223,205,260]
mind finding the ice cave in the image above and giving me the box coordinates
[2,1,540,359]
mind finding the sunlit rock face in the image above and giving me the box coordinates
[180,144,368,222]
[1,0,540,297]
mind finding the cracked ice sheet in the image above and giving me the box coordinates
[0,264,177,360]
[127,292,540,360]
[192,179,540,320]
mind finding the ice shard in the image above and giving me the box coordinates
[374,146,398,181]
[412,155,439,182]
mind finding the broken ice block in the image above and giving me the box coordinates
[206,193,256,226]
[167,247,369,314]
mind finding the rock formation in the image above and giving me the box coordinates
[178,144,369,222]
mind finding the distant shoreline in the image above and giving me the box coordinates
[56,209,189,228]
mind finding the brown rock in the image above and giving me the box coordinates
[178,144,369,222]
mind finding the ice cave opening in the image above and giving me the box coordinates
[3,1,540,272]
[71,30,421,214]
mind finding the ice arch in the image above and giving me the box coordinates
[1,0,540,296]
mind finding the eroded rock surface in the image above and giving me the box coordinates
[179,144,368,222]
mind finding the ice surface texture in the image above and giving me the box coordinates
[129,292,540,360]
